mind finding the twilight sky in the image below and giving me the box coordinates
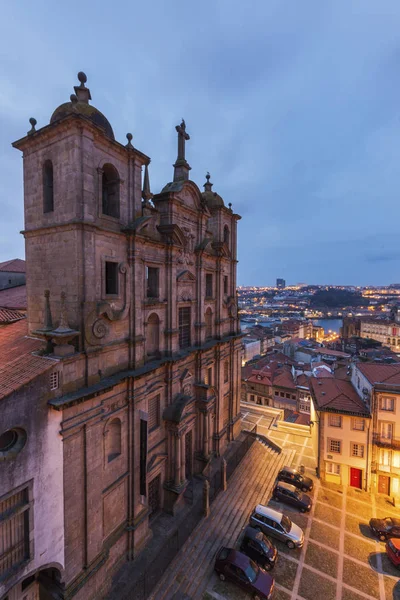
[1,0,399,286]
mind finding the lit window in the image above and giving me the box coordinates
[328,414,342,428]
[329,439,341,453]
[326,462,340,475]
[380,397,395,412]
[352,418,365,431]
[50,372,59,391]
[351,443,365,458]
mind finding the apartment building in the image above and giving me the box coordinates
[310,377,371,489]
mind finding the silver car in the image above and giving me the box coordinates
[249,504,304,549]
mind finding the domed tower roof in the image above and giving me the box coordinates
[50,72,115,140]
[201,173,225,208]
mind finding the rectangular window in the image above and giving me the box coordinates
[326,462,340,475]
[105,261,118,295]
[250,394,255,402]
[205,367,213,386]
[379,397,395,412]
[224,360,229,383]
[285,393,290,399]
[0,487,30,577]
[148,394,160,432]
[223,276,228,295]
[351,443,365,458]
[352,418,365,431]
[380,422,394,440]
[50,372,59,391]
[205,274,213,298]
[328,414,342,428]
[280,392,284,397]
[146,267,159,298]
[328,439,341,454]
[179,307,191,349]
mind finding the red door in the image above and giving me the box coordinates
[350,468,362,489]
[378,475,390,495]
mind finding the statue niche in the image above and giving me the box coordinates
[176,269,196,302]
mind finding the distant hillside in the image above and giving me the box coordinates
[310,288,369,308]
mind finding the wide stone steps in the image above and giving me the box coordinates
[148,440,296,600]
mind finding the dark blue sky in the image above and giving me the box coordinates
[1,1,400,286]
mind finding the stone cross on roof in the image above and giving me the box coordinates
[176,119,190,161]
[173,119,191,182]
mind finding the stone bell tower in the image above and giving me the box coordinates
[13,72,150,372]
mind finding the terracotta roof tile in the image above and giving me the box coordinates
[0,285,27,310]
[356,363,400,386]
[0,308,26,324]
[310,377,369,415]
[0,258,26,273]
[0,320,56,401]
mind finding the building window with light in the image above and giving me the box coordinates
[351,443,365,458]
[328,414,342,428]
[326,462,340,475]
[352,418,365,431]
[328,439,341,454]
[379,397,395,412]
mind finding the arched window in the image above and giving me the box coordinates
[106,418,121,463]
[205,307,213,340]
[102,164,120,218]
[223,225,230,245]
[43,160,54,213]
[147,313,160,357]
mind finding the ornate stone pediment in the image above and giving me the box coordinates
[212,240,231,258]
[157,223,186,246]
[180,368,193,396]
[163,393,195,424]
[177,270,196,283]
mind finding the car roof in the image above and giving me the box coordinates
[243,526,261,541]
[276,481,298,492]
[280,466,298,475]
[254,504,284,521]
[223,548,251,569]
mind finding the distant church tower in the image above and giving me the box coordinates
[12,73,243,599]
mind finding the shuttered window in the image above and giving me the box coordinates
[149,395,160,432]
[0,487,30,577]
[179,307,191,349]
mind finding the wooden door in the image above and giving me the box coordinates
[378,474,390,495]
[350,468,362,489]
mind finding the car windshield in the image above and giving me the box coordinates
[295,473,303,482]
[281,514,291,533]
[245,561,259,583]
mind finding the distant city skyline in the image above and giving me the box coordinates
[1,1,400,286]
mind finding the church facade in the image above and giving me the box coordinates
[0,73,242,600]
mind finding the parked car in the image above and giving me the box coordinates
[272,481,312,512]
[214,547,274,600]
[239,526,278,571]
[369,517,400,541]
[386,538,400,568]
[249,504,304,549]
[277,466,313,492]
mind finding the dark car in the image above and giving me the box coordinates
[239,526,277,571]
[369,517,400,541]
[272,481,312,512]
[214,547,274,600]
[277,466,313,492]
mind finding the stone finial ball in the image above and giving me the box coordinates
[29,117,37,127]
[126,133,133,142]
[77,71,87,84]
[70,94,78,103]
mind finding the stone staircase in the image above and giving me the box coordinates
[147,439,296,600]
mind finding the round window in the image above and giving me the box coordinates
[0,428,27,459]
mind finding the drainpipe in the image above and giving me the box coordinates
[365,419,370,492]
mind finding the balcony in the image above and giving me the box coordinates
[373,433,400,450]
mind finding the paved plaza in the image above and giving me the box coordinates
[149,406,400,600]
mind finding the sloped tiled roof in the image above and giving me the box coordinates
[0,258,26,273]
[0,308,26,324]
[356,363,400,387]
[310,377,370,416]
[0,285,27,310]
[0,320,56,401]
